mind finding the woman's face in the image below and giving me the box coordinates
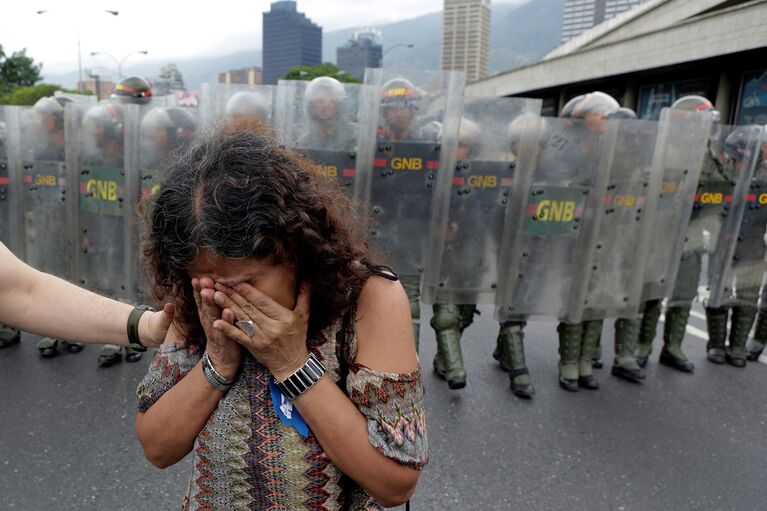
[187,250,298,309]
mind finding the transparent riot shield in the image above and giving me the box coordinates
[495,116,617,323]
[579,119,663,320]
[275,79,376,193]
[708,125,767,308]
[0,107,10,247]
[639,108,714,302]
[131,104,199,301]
[356,68,466,277]
[67,101,140,299]
[421,97,542,305]
[199,83,276,132]
[19,105,73,278]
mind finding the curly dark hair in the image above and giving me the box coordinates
[143,123,375,349]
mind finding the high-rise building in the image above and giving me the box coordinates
[441,0,491,83]
[217,67,263,85]
[337,29,383,81]
[561,0,647,43]
[262,1,322,85]
[154,63,186,96]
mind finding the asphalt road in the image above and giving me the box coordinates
[1,304,765,510]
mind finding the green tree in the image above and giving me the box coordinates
[283,63,361,83]
[0,45,43,95]
[0,83,86,106]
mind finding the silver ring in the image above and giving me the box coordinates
[236,319,255,338]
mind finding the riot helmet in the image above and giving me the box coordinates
[723,125,761,163]
[83,103,125,159]
[572,92,620,134]
[671,95,721,138]
[111,76,153,105]
[507,112,549,156]
[224,91,271,123]
[304,77,346,122]
[33,96,72,132]
[559,95,585,119]
[380,78,421,140]
[607,107,638,120]
[456,118,481,160]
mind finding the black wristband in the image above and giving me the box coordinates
[127,307,148,352]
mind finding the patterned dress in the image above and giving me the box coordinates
[137,314,428,510]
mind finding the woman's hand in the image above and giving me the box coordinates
[137,303,175,348]
[211,282,311,381]
[192,277,243,379]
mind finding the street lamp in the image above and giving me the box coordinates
[36,9,120,92]
[90,51,149,80]
[382,43,415,62]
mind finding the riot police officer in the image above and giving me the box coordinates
[746,132,767,362]
[704,126,765,367]
[298,77,354,151]
[140,106,197,170]
[93,80,149,366]
[0,118,20,349]
[635,96,721,373]
[376,78,435,351]
[556,92,620,392]
[491,113,551,398]
[430,119,482,390]
[30,97,86,358]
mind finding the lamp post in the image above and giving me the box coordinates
[382,43,415,65]
[36,9,120,92]
[90,51,149,80]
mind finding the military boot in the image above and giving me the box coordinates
[125,346,143,362]
[611,318,644,383]
[578,320,601,390]
[98,344,123,367]
[746,308,767,361]
[660,307,694,373]
[557,322,582,392]
[635,299,662,367]
[497,322,534,398]
[0,324,21,349]
[592,335,603,369]
[431,304,466,390]
[37,337,59,358]
[726,307,756,368]
[402,275,421,352]
[705,307,728,364]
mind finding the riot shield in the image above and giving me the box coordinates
[495,116,616,323]
[579,118,663,320]
[708,125,767,308]
[19,104,73,278]
[131,105,199,301]
[67,101,141,299]
[0,107,10,248]
[639,108,714,302]
[356,68,465,277]
[275,79,376,193]
[199,83,276,131]
[421,97,542,305]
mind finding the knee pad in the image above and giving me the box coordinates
[431,304,461,330]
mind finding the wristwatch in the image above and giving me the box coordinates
[275,352,327,400]
[126,304,155,352]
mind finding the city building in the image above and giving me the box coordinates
[77,76,115,100]
[217,67,263,85]
[561,0,647,43]
[262,1,322,85]
[467,0,767,125]
[441,0,491,82]
[337,29,383,81]
[154,63,186,96]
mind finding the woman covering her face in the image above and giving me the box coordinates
[135,125,427,510]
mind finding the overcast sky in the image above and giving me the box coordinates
[3,0,524,74]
